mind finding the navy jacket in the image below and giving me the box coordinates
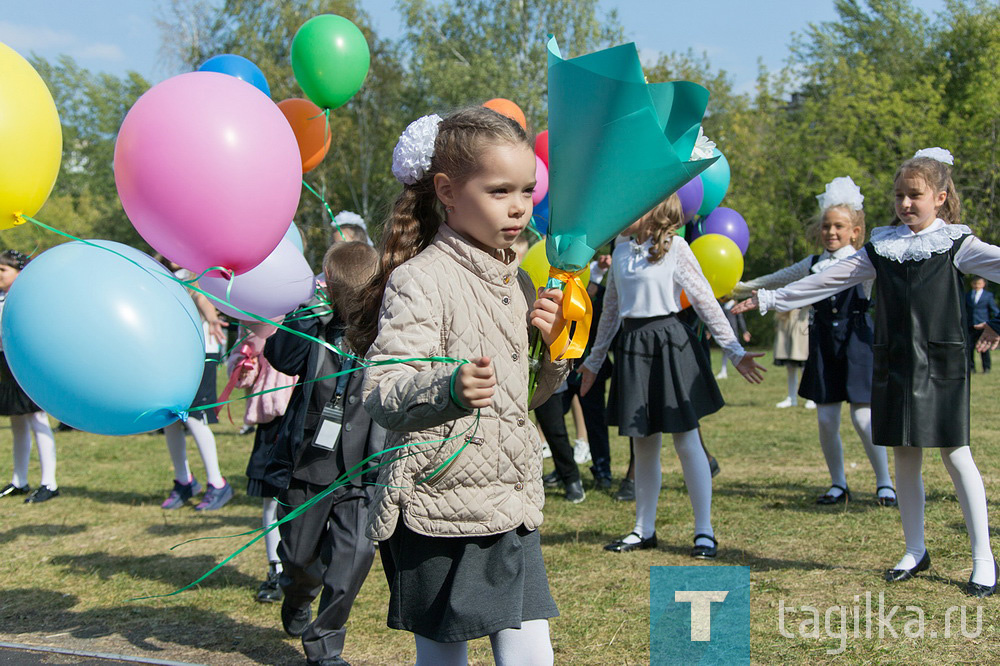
[966,288,1000,327]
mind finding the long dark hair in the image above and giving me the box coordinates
[348,106,531,354]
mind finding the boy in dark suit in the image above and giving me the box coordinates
[264,241,384,666]
[966,276,999,373]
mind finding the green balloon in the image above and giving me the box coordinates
[291,15,370,110]
[697,149,731,217]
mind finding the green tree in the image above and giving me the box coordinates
[396,0,624,130]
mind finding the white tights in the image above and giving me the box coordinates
[262,496,281,568]
[622,430,713,547]
[816,403,892,496]
[786,366,799,403]
[164,417,224,488]
[413,619,553,666]
[893,446,995,586]
[10,412,56,489]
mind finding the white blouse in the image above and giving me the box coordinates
[734,245,872,300]
[758,219,1000,313]
[582,235,746,373]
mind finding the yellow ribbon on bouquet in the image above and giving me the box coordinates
[546,266,593,360]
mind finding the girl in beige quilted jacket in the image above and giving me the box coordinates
[351,107,570,665]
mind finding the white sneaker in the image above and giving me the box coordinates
[775,397,797,408]
[804,400,817,409]
[541,441,552,459]
[573,438,592,464]
[715,370,728,379]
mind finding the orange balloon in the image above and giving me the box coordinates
[680,290,691,309]
[277,98,331,173]
[484,98,527,129]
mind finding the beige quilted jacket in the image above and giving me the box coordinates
[363,224,570,539]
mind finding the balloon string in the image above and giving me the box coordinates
[302,179,343,239]
[129,411,481,601]
[527,218,544,241]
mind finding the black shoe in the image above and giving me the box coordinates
[691,533,718,559]
[281,600,311,637]
[817,484,850,505]
[256,570,282,603]
[565,480,585,504]
[614,478,635,502]
[0,483,30,498]
[604,531,657,552]
[884,550,930,582]
[24,486,59,503]
[542,470,560,489]
[708,456,720,478]
[593,476,613,491]
[876,485,898,507]
[307,657,351,666]
[967,560,999,598]
[56,422,76,432]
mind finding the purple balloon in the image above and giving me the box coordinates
[701,207,749,255]
[199,238,316,319]
[677,177,704,222]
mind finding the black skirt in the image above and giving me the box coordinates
[607,314,725,437]
[0,353,39,416]
[188,353,221,425]
[380,522,559,642]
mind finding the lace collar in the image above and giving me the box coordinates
[869,219,971,263]
[811,245,857,273]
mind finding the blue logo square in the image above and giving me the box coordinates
[650,566,751,665]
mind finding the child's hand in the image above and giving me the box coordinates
[735,352,767,384]
[975,322,1000,352]
[742,331,752,343]
[531,288,565,347]
[236,355,258,382]
[731,292,759,315]
[578,366,597,397]
[456,357,495,409]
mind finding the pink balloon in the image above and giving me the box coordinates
[533,156,549,205]
[198,238,316,319]
[114,72,302,275]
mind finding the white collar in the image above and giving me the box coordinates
[870,219,971,263]
[811,245,856,273]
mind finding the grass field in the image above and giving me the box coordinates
[1,350,999,665]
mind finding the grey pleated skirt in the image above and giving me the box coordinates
[380,521,559,642]
[607,314,725,437]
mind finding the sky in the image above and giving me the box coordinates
[2,0,948,95]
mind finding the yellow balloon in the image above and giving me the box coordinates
[0,42,62,230]
[520,241,590,292]
[690,233,744,297]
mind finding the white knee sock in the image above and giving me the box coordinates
[786,366,799,404]
[490,619,554,666]
[816,403,846,492]
[673,429,714,547]
[29,412,56,489]
[893,447,926,570]
[625,434,663,543]
[164,421,192,484]
[262,497,282,569]
[848,404,892,495]
[941,446,995,587]
[10,414,31,488]
[186,417,225,488]
[414,634,467,666]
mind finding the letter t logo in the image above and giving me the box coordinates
[675,590,729,641]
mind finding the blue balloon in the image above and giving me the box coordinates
[198,54,271,97]
[2,241,206,435]
[284,222,304,253]
[532,193,550,235]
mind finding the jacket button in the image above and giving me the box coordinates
[514,482,524,491]
[348,395,358,404]
[516,417,526,426]
[831,307,839,314]
[502,296,511,305]
[345,423,352,432]
[503,275,510,284]
[511,352,519,361]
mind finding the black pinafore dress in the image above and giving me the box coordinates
[798,255,874,404]
[866,233,971,448]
